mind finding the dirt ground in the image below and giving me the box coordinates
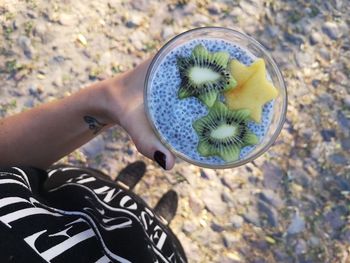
[1,0,350,262]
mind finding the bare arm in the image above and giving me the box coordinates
[0,60,175,170]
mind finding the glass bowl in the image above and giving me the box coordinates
[144,27,287,169]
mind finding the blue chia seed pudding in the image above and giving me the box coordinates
[147,38,274,165]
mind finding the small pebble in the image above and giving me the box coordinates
[34,22,53,44]
[259,189,284,209]
[273,249,292,263]
[183,2,197,15]
[230,214,244,228]
[162,26,174,40]
[24,98,35,108]
[322,21,342,40]
[288,168,311,188]
[341,229,350,244]
[26,10,37,19]
[59,13,76,26]
[182,221,197,234]
[258,200,279,227]
[221,191,235,206]
[340,137,350,151]
[77,34,88,46]
[318,47,331,60]
[328,153,348,165]
[243,207,261,227]
[309,31,322,45]
[320,129,336,142]
[324,206,346,230]
[311,79,321,88]
[308,236,320,247]
[207,2,221,15]
[130,0,149,11]
[337,110,350,130]
[125,14,143,28]
[201,188,227,217]
[210,222,225,232]
[188,193,204,215]
[222,233,240,248]
[81,136,105,158]
[200,168,218,180]
[262,162,284,190]
[343,95,350,108]
[17,35,33,59]
[294,239,307,255]
[287,212,305,235]
[266,25,279,38]
[284,32,304,45]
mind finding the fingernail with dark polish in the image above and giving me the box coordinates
[154,151,166,170]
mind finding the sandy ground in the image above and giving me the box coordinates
[1,0,350,262]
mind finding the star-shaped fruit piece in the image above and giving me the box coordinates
[193,101,259,162]
[224,58,278,122]
[177,44,237,107]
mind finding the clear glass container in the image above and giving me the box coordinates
[144,27,287,169]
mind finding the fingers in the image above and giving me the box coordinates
[122,104,176,170]
[118,57,176,170]
[133,128,176,170]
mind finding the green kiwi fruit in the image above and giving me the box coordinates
[177,44,237,107]
[193,101,258,161]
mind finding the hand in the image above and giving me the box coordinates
[104,59,176,170]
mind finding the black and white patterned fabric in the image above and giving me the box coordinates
[0,166,186,263]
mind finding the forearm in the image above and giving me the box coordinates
[0,78,121,170]
[0,59,176,171]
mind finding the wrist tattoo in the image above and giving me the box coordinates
[84,116,106,134]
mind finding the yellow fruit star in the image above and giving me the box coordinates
[224,58,278,122]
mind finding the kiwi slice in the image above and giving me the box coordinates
[177,44,237,107]
[193,101,258,161]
